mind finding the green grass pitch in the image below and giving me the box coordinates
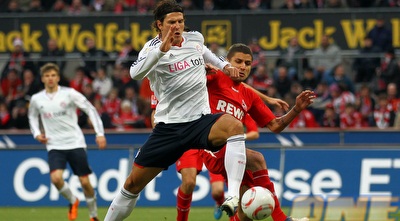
[0,206,281,220]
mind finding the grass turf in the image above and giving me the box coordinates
[0,206,281,221]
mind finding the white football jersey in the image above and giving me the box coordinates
[130,31,229,124]
[28,86,104,151]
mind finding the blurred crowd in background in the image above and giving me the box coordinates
[0,0,400,131]
[0,0,399,14]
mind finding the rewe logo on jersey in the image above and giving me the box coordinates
[215,100,245,120]
[168,57,204,73]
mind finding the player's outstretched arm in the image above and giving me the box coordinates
[267,90,316,133]
[242,83,289,111]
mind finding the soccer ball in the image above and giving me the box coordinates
[241,186,275,220]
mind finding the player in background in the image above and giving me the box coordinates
[202,43,313,221]
[104,1,248,220]
[28,63,107,221]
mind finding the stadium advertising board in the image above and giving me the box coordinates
[0,11,399,54]
[0,131,399,220]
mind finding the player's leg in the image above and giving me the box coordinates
[69,148,99,221]
[209,172,225,220]
[208,114,246,216]
[104,165,163,221]
[175,150,203,221]
[246,149,309,221]
[48,150,79,220]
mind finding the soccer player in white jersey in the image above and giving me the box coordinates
[28,63,107,221]
[104,0,247,220]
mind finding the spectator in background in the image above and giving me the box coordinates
[179,0,198,10]
[51,0,68,12]
[115,39,139,69]
[6,0,23,13]
[202,0,216,12]
[309,35,342,82]
[10,100,29,129]
[355,84,376,126]
[113,0,131,13]
[134,0,154,14]
[69,66,92,93]
[39,38,66,76]
[375,47,400,94]
[275,36,308,81]
[325,63,355,93]
[208,42,227,58]
[330,83,356,115]
[313,0,326,8]
[297,0,315,8]
[19,69,43,102]
[326,0,346,8]
[352,37,381,87]
[67,0,89,14]
[92,99,113,128]
[340,103,363,129]
[300,67,318,91]
[2,38,36,78]
[123,87,150,123]
[112,99,146,129]
[248,38,263,73]
[367,17,392,52]
[319,103,340,127]
[0,101,12,129]
[92,67,113,99]
[81,37,110,79]
[274,66,292,98]
[373,93,396,128]
[280,0,299,9]
[309,81,331,122]
[82,83,101,104]
[246,64,272,95]
[89,0,114,12]
[27,0,44,12]
[115,63,139,98]
[386,82,400,112]
[103,88,121,119]
[1,69,22,106]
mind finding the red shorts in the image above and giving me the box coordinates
[201,147,254,188]
[176,149,203,173]
[209,171,225,183]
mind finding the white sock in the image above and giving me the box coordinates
[104,187,139,221]
[86,194,98,218]
[224,134,246,199]
[59,183,77,204]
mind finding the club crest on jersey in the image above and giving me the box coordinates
[60,102,67,108]
[195,44,202,53]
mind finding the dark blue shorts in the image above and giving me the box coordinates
[48,148,92,176]
[134,113,224,169]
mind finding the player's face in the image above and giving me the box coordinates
[228,52,253,82]
[41,69,60,90]
[158,12,185,45]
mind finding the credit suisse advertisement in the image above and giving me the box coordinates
[0,130,399,220]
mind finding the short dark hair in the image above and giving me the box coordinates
[227,43,253,60]
[152,0,184,33]
[40,63,59,76]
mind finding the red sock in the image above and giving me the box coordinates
[176,187,192,221]
[230,212,240,221]
[253,169,286,221]
[212,192,225,206]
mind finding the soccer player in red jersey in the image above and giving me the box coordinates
[202,43,315,221]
